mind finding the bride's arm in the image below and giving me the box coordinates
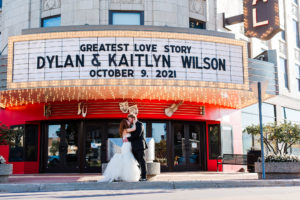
[125,121,136,133]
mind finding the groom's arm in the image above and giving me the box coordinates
[127,122,142,141]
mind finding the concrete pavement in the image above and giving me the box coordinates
[1,172,300,193]
[1,187,300,200]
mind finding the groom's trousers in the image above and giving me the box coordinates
[132,150,147,179]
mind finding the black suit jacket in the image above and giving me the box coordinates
[127,121,147,151]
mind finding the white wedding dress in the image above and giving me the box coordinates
[98,134,141,182]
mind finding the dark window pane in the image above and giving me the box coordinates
[65,122,79,167]
[189,18,206,29]
[293,20,300,48]
[85,125,102,167]
[0,0,2,9]
[280,58,289,89]
[281,31,286,40]
[42,16,61,27]
[208,124,221,159]
[24,125,38,161]
[110,11,143,25]
[9,126,25,162]
[173,123,185,166]
[107,122,120,138]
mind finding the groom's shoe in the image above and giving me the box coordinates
[139,178,147,182]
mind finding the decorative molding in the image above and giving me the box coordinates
[128,105,138,115]
[43,0,61,11]
[189,0,206,16]
[119,101,129,113]
[165,102,183,117]
[119,101,138,115]
[77,102,88,117]
[44,103,52,117]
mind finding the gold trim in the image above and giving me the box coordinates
[7,30,249,91]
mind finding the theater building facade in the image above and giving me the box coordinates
[0,0,279,174]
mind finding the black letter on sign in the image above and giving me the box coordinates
[37,57,45,69]
[203,57,210,69]
[64,55,74,68]
[109,54,117,66]
[92,54,101,66]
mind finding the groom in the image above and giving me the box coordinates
[127,114,147,181]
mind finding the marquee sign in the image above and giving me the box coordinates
[8,31,247,89]
[244,0,281,40]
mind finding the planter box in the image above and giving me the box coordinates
[0,164,13,183]
[255,162,300,179]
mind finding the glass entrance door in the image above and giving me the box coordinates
[172,122,206,171]
[46,123,79,172]
[83,123,104,172]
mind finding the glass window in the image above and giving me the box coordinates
[293,20,300,48]
[42,16,61,27]
[173,123,185,166]
[107,122,120,138]
[208,124,221,159]
[242,103,276,153]
[296,65,300,92]
[152,123,167,167]
[9,126,25,162]
[221,126,233,154]
[24,125,38,161]
[282,107,300,124]
[0,0,2,9]
[189,18,206,29]
[47,124,61,167]
[280,57,289,89]
[9,124,38,162]
[85,125,102,168]
[110,11,143,25]
[281,31,286,41]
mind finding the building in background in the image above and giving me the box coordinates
[0,0,291,174]
[218,0,300,155]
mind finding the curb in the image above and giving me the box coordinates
[1,180,300,193]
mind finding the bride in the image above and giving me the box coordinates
[98,119,141,182]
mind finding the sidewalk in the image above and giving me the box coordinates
[1,172,300,193]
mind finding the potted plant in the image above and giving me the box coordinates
[245,122,300,179]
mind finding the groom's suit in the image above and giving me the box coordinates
[127,121,147,179]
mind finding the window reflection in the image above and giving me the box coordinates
[152,123,167,167]
[85,126,102,167]
[9,126,24,162]
[48,125,61,167]
[42,16,61,27]
[208,125,220,159]
[174,124,185,165]
[189,125,201,165]
[110,11,143,25]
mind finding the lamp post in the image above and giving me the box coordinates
[251,81,268,179]
[257,82,266,179]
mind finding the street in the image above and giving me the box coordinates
[0,186,299,200]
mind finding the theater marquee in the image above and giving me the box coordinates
[7,31,248,89]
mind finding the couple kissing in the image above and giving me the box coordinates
[98,114,147,182]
